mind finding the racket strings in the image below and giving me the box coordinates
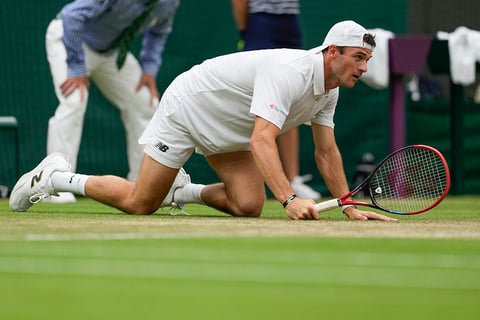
[370,148,448,213]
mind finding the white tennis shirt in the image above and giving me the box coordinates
[140,46,339,157]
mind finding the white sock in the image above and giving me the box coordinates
[51,172,90,196]
[174,183,205,204]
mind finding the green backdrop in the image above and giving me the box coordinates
[9,1,472,197]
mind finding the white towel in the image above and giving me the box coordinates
[361,28,394,89]
[438,27,480,86]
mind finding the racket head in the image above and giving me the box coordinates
[367,145,450,215]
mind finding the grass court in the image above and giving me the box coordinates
[0,196,479,320]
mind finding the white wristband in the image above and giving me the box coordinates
[341,205,355,213]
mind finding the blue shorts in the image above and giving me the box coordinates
[244,12,303,50]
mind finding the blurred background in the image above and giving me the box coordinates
[0,0,479,196]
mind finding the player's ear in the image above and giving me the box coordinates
[327,45,338,56]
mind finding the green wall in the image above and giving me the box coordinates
[0,0,410,196]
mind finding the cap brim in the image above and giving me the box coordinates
[308,44,329,54]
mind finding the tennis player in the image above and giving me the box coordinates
[10,20,397,222]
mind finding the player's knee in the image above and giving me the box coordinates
[233,199,263,217]
[125,202,159,215]
[127,208,155,215]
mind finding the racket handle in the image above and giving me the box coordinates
[314,199,341,213]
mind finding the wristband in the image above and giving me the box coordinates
[282,194,297,208]
[239,30,246,40]
[341,205,356,213]
[237,30,246,51]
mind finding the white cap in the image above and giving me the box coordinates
[321,20,374,51]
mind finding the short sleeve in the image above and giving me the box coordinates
[249,64,306,129]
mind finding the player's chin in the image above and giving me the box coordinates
[342,78,358,88]
[351,76,362,86]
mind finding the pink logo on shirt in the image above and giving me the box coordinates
[268,103,287,116]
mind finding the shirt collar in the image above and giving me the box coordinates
[309,49,326,96]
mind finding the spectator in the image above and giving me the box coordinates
[44,0,179,203]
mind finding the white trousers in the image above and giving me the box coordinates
[45,19,156,181]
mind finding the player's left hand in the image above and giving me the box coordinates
[343,207,398,222]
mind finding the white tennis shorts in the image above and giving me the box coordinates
[139,85,254,169]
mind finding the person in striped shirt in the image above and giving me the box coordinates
[44,0,179,203]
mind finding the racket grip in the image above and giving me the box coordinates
[314,199,341,213]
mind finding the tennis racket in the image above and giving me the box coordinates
[314,145,450,215]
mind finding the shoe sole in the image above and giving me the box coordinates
[42,192,77,204]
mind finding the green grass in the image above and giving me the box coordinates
[0,196,479,320]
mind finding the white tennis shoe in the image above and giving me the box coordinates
[161,167,191,209]
[9,153,72,212]
[291,174,322,200]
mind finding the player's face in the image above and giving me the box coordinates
[332,47,372,88]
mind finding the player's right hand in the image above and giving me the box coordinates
[284,197,319,220]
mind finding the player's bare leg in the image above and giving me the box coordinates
[85,155,179,215]
[203,151,265,217]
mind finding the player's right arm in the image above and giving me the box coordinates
[250,116,320,220]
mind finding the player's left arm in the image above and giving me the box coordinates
[311,123,350,199]
[311,123,395,221]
